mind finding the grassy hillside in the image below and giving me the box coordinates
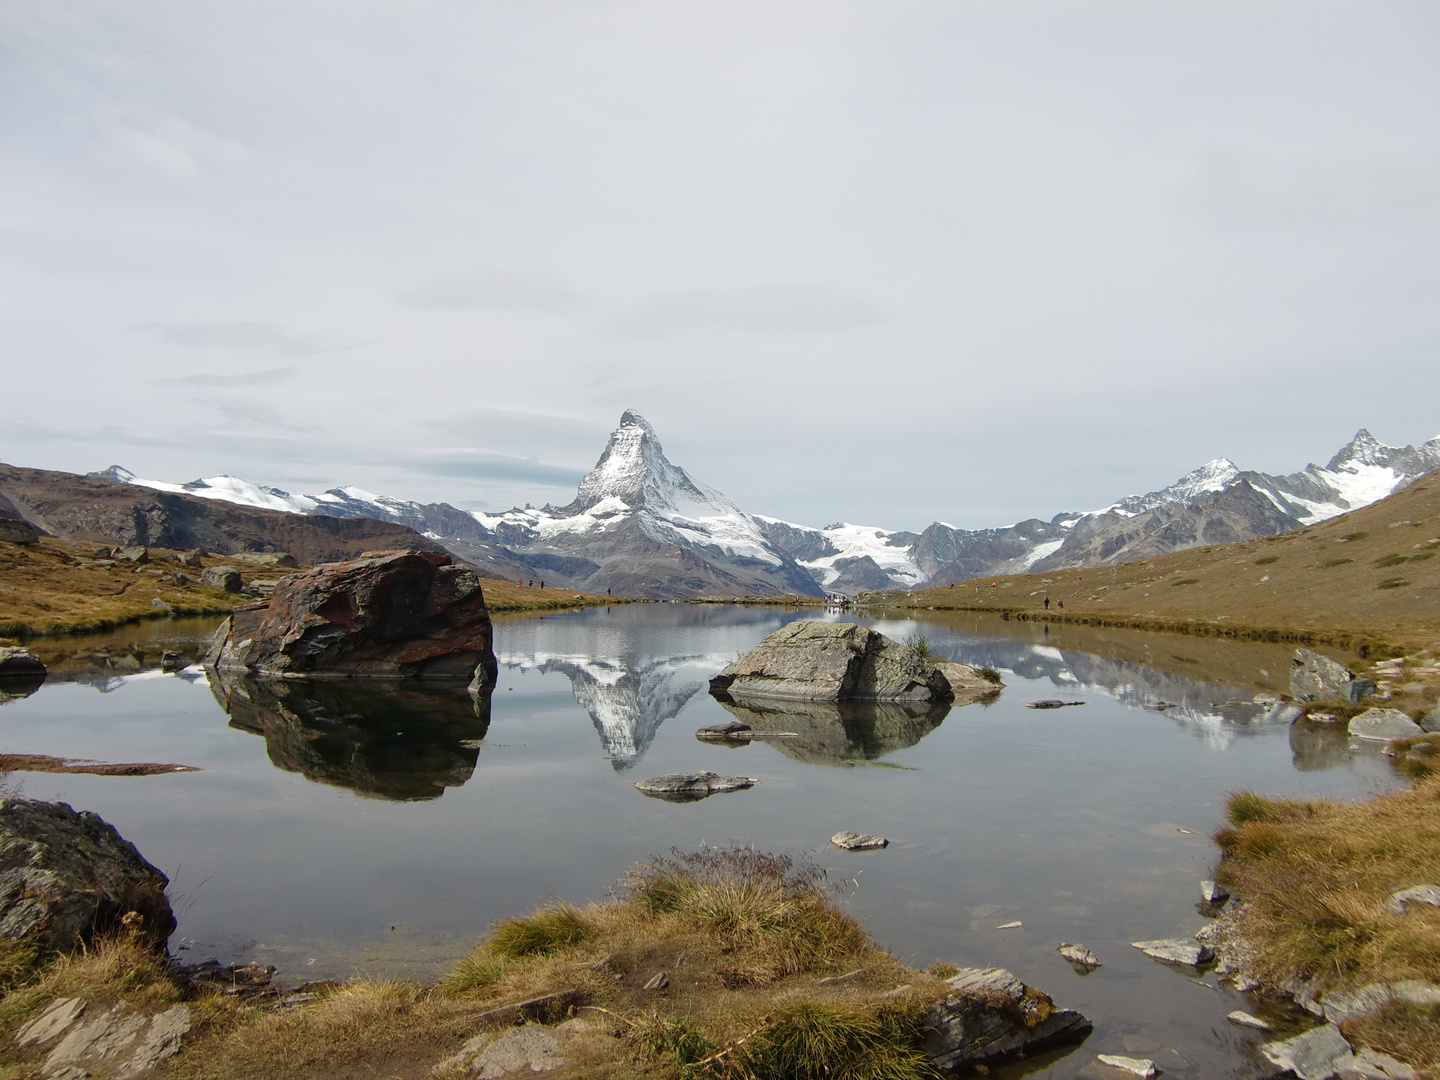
[0,538,619,641]
[883,474,1440,655]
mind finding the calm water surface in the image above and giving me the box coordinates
[0,606,1402,1078]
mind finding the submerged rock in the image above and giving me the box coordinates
[206,549,497,684]
[708,621,953,703]
[1348,708,1423,741]
[1096,1053,1158,1077]
[633,771,756,801]
[920,966,1091,1070]
[0,798,175,951]
[1023,699,1086,709]
[1057,942,1101,969]
[1290,647,1376,704]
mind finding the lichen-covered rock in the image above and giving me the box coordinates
[709,622,953,703]
[1290,648,1376,704]
[633,772,756,801]
[200,566,242,593]
[0,798,175,951]
[920,966,1091,1070]
[206,550,497,684]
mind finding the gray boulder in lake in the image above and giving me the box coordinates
[920,966,1091,1070]
[1348,708,1423,741]
[634,771,756,801]
[1289,647,1376,704]
[0,798,175,951]
[0,647,46,679]
[708,621,953,703]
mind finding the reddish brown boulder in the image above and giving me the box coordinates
[205,550,497,684]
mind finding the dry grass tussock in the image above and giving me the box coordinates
[1215,779,1440,991]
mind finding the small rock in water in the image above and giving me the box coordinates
[830,831,888,851]
[1384,885,1440,915]
[995,920,1022,930]
[1057,943,1100,968]
[634,771,757,801]
[1097,1053,1160,1077]
[1131,939,1214,967]
[695,720,752,741]
[1200,880,1230,905]
[1023,699,1086,709]
[1227,1010,1271,1031]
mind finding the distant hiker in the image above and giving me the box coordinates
[607,587,611,596]
[1043,597,1050,610]
[540,580,545,589]
[1057,600,1063,610]
[528,579,533,587]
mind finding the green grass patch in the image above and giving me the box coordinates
[738,998,938,1080]
[1375,554,1410,568]
[1387,734,1440,782]
[1255,556,1281,566]
[487,904,592,958]
[1412,551,1436,562]
[1378,578,1410,590]
[1322,558,1354,568]
[1344,531,1371,542]
[1171,578,1200,587]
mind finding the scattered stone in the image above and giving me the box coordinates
[207,550,497,684]
[830,831,888,851]
[995,921,1022,929]
[1345,1048,1417,1080]
[708,621,954,703]
[1057,943,1101,968]
[1023,699,1086,709]
[15,996,86,1046]
[0,647,46,679]
[229,551,298,568]
[1130,939,1214,967]
[1291,648,1377,705]
[920,966,1091,1071]
[588,953,614,972]
[1384,885,1440,915]
[1226,1010,1271,1031]
[634,772,756,801]
[1308,711,1342,723]
[1261,1023,1356,1080]
[642,971,669,990]
[0,798,175,951]
[200,566,242,593]
[1096,1053,1159,1077]
[115,546,150,564]
[1323,983,1396,1023]
[1200,880,1230,905]
[178,549,206,568]
[1421,705,1440,733]
[1348,708,1423,741]
[468,1026,566,1079]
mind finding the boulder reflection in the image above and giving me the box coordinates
[714,698,951,767]
[209,674,491,801]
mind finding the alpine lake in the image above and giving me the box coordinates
[0,604,1402,1079]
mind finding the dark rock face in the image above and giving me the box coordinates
[709,622,953,703]
[921,967,1092,1071]
[0,492,39,544]
[0,798,175,951]
[208,550,498,683]
[210,673,490,801]
[0,647,46,679]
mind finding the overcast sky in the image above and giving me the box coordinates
[2,1,1438,531]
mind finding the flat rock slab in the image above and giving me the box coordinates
[1024,700,1086,709]
[1131,939,1214,967]
[1384,885,1440,915]
[1096,1053,1159,1077]
[472,1027,566,1079]
[1349,709,1423,741]
[634,771,756,801]
[708,621,953,703]
[830,831,888,851]
[1261,1023,1356,1080]
[921,966,1091,1071]
[30,1000,190,1080]
[1058,943,1101,968]
[16,997,86,1047]
[1226,1010,1271,1030]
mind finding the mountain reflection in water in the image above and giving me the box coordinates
[208,674,492,801]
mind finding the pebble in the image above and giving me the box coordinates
[1097,1053,1159,1077]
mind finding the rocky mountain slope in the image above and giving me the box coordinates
[88,423,1439,598]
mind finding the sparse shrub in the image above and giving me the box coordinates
[1388,734,1440,782]
[438,948,509,994]
[487,904,591,958]
[1171,578,1200,587]
[903,634,930,661]
[1412,551,1435,562]
[1255,556,1280,565]
[1344,531,1370,542]
[976,666,1002,684]
[1375,554,1410,568]
[1378,578,1410,590]
[927,961,959,978]
[628,1013,717,1078]
[1323,558,1354,568]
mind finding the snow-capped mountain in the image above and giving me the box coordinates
[94,424,1439,597]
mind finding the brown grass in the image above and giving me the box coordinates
[883,477,1440,655]
[1214,780,1440,992]
[0,754,198,777]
